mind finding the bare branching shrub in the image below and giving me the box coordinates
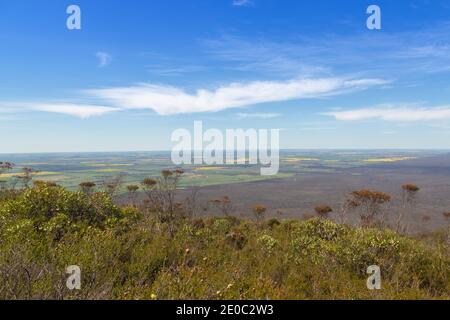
[252,204,267,225]
[126,185,139,207]
[338,198,358,224]
[314,205,333,219]
[0,161,13,173]
[396,184,420,233]
[141,178,157,213]
[0,161,14,190]
[142,178,157,189]
[79,181,96,196]
[102,175,124,199]
[184,187,200,219]
[348,189,391,228]
[209,196,233,217]
[141,169,184,225]
[14,167,39,189]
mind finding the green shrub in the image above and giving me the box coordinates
[0,185,449,300]
[257,234,279,253]
[0,185,131,239]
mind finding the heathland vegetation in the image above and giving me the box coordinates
[0,162,449,299]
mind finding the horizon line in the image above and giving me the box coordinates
[1,148,450,156]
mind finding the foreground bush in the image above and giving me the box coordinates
[0,186,449,300]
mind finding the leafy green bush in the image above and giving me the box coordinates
[1,185,122,227]
[0,187,449,300]
[288,219,450,295]
[257,234,279,253]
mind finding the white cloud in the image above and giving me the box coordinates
[96,52,112,68]
[236,112,281,119]
[232,0,252,7]
[32,103,117,118]
[86,77,386,116]
[32,103,117,119]
[323,104,450,122]
[0,101,117,118]
[0,77,385,119]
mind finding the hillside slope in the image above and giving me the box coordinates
[1,184,449,300]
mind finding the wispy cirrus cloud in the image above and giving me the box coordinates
[146,64,206,76]
[203,36,330,77]
[96,52,112,68]
[323,104,450,122]
[33,103,117,118]
[236,112,281,119]
[0,102,117,119]
[86,77,386,116]
[0,77,385,118]
[232,0,253,7]
[204,22,450,77]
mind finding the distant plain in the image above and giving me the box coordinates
[2,150,450,232]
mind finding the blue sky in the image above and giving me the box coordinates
[1,0,450,152]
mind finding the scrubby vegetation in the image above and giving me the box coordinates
[0,168,449,300]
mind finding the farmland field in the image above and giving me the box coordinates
[1,150,441,189]
[2,150,450,233]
